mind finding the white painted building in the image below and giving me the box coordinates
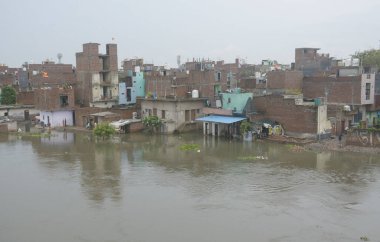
[39,110,74,127]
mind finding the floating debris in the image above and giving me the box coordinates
[286,144,305,152]
[238,156,268,161]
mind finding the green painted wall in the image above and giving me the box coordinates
[221,92,253,114]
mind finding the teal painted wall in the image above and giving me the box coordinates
[132,72,145,98]
[221,92,253,114]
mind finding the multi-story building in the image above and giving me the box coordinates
[75,43,119,108]
[34,86,75,127]
[119,59,146,105]
[295,48,332,76]
[303,69,376,133]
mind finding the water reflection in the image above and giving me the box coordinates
[17,132,123,204]
[1,132,380,241]
[2,131,379,205]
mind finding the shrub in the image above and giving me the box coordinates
[1,86,16,105]
[93,122,116,140]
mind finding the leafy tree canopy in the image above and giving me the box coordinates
[1,85,16,105]
[352,49,380,69]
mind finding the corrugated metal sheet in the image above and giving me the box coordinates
[195,115,246,124]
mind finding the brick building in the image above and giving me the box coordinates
[75,43,119,108]
[0,65,18,87]
[250,94,331,138]
[303,73,376,133]
[295,48,332,76]
[27,60,76,88]
[34,87,75,127]
[265,70,303,93]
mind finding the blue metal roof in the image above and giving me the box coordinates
[195,115,247,124]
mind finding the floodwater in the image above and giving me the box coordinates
[1,132,380,242]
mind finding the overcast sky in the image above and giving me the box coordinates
[1,0,380,68]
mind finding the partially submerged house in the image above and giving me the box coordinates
[34,86,75,127]
[196,89,252,137]
[86,111,120,128]
[196,115,247,137]
[110,119,143,133]
[140,96,206,133]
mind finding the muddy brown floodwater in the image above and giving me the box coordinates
[0,131,380,242]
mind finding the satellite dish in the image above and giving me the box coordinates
[57,53,63,64]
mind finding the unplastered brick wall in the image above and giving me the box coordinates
[303,77,361,104]
[250,94,318,134]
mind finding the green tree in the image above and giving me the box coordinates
[142,115,162,133]
[0,85,16,105]
[240,120,252,134]
[93,122,116,140]
[352,49,380,69]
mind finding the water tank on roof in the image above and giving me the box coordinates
[192,90,199,98]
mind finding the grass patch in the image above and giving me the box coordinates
[17,132,53,138]
[179,143,200,151]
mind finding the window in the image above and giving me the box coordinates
[365,83,371,100]
[126,89,131,102]
[217,72,221,81]
[60,95,69,107]
[161,110,166,119]
[153,108,157,116]
[228,97,231,103]
[185,110,191,121]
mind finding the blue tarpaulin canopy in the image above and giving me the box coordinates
[195,115,246,124]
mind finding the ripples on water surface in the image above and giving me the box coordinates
[0,132,380,242]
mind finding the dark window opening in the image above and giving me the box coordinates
[161,110,166,119]
[60,95,69,107]
[365,83,371,100]
[127,88,132,102]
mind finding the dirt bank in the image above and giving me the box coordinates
[304,136,380,155]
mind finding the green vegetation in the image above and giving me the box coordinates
[142,115,162,133]
[352,49,380,69]
[17,132,52,138]
[240,120,252,134]
[93,122,116,139]
[0,85,16,105]
[146,91,153,98]
[179,143,200,151]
